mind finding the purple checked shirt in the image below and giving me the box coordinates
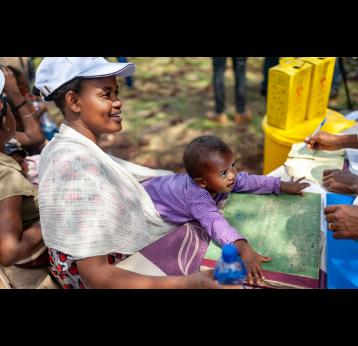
[142,172,281,246]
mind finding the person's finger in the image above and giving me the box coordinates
[200,269,222,288]
[329,221,345,232]
[260,255,272,262]
[324,180,342,192]
[333,230,350,240]
[324,205,340,214]
[202,269,214,277]
[326,183,342,193]
[325,213,335,223]
[323,180,334,189]
[323,169,340,177]
[251,266,262,283]
[246,271,254,284]
[208,279,222,289]
[298,183,310,190]
[294,177,306,184]
[322,174,333,182]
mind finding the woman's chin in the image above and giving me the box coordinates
[108,121,122,132]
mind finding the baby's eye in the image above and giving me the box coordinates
[232,162,236,168]
[221,171,228,177]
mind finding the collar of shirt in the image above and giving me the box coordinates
[0,152,22,172]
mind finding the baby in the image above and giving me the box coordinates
[142,135,310,283]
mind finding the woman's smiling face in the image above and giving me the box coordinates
[77,76,123,137]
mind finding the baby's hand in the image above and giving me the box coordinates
[280,177,310,195]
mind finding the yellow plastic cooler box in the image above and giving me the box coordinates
[266,59,312,130]
[262,109,356,174]
[298,57,336,120]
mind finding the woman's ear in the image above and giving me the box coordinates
[65,91,81,113]
[193,177,207,189]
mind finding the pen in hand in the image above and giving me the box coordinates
[305,117,327,150]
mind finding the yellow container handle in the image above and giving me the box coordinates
[279,57,296,65]
[279,57,306,69]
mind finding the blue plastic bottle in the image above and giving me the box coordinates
[214,244,247,286]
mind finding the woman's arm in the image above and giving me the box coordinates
[0,196,43,267]
[2,66,45,147]
[77,255,220,289]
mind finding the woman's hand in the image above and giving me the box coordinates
[280,177,310,195]
[323,169,358,194]
[1,65,22,97]
[324,205,358,239]
[305,131,358,150]
[186,270,222,289]
[234,240,272,285]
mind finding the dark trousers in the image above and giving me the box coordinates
[261,57,280,97]
[331,58,342,92]
[213,57,247,114]
[117,57,134,88]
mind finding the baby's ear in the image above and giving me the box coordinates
[193,178,207,189]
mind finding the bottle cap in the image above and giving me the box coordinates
[222,244,238,263]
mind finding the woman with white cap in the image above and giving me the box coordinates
[0,69,47,268]
[34,58,219,289]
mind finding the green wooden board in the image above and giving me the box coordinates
[205,192,321,279]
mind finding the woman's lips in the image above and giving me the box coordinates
[110,112,122,122]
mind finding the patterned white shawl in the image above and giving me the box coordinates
[38,124,174,258]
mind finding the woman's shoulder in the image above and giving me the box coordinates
[40,139,100,169]
[0,154,23,180]
[0,162,35,202]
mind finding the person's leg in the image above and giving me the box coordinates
[206,57,228,124]
[261,57,279,97]
[232,57,247,113]
[232,57,252,124]
[117,57,127,63]
[330,58,342,99]
[126,75,134,88]
[117,57,134,88]
[213,57,226,114]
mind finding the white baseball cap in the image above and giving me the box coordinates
[0,69,5,95]
[34,57,135,100]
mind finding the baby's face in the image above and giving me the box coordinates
[202,151,237,194]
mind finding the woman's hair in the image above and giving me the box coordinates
[32,77,85,115]
[183,135,232,179]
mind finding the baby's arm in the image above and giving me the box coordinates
[187,189,272,284]
[186,188,244,246]
[232,172,281,194]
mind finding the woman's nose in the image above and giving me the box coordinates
[112,98,122,109]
